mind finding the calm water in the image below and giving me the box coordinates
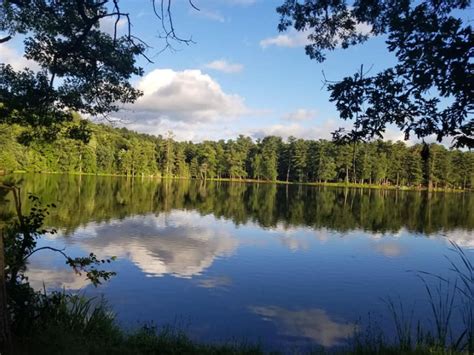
[2,174,473,351]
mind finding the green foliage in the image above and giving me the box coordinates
[13,291,121,354]
[0,0,144,134]
[0,182,116,341]
[13,291,265,355]
[277,0,473,148]
[0,187,116,285]
[0,121,472,189]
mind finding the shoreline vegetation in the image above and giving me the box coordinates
[12,294,472,355]
[4,170,472,193]
[1,120,473,193]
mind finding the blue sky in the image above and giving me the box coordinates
[1,0,404,142]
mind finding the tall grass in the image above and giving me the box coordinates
[447,241,473,352]
[378,241,474,354]
[419,241,474,353]
[13,290,265,354]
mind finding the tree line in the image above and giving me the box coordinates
[0,120,473,189]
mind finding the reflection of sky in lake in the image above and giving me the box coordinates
[27,210,473,351]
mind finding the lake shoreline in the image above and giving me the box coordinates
[6,170,472,193]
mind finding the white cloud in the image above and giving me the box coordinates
[260,23,372,49]
[0,43,39,71]
[193,8,225,22]
[123,68,247,124]
[135,69,246,120]
[120,117,238,141]
[354,22,373,36]
[205,59,244,73]
[247,119,427,145]
[260,30,310,49]
[100,16,127,36]
[282,108,317,121]
[249,119,346,141]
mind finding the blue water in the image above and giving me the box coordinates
[27,208,472,350]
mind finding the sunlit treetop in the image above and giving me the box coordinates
[277,0,473,148]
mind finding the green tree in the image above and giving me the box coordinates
[251,153,263,180]
[355,142,373,184]
[282,136,296,182]
[215,141,227,179]
[199,142,217,179]
[174,144,189,178]
[291,138,308,182]
[405,146,423,186]
[336,143,353,184]
[0,1,144,137]
[160,132,175,177]
[319,156,337,183]
[387,141,407,186]
[259,136,280,181]
[276,0,472,147]
[226,136,251,179]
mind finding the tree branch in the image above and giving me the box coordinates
[23,246,68,263]
[0,35,12,44]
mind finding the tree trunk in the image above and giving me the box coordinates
[79,151,82,175]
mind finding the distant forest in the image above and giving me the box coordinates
[1,120,473,189]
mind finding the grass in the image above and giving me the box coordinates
[13,292,265,355]
[369,241,473,355]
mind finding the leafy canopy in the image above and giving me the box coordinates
[0,0,194,138]
[277,0,473,148]
[0,0,147,128]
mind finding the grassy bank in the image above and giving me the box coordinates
[5,170,471,193]
[12,292,468,355]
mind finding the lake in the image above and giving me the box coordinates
[1,174,473,351]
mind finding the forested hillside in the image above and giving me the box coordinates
[0,121,472,189]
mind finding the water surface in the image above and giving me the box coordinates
[2,175,473,351]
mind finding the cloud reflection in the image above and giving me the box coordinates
[373,241,404,258]
[442,229,474,249]
[251,306,355,347]
[27,267,90,291]
[194,276,232,289]
[75,212,239,278]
